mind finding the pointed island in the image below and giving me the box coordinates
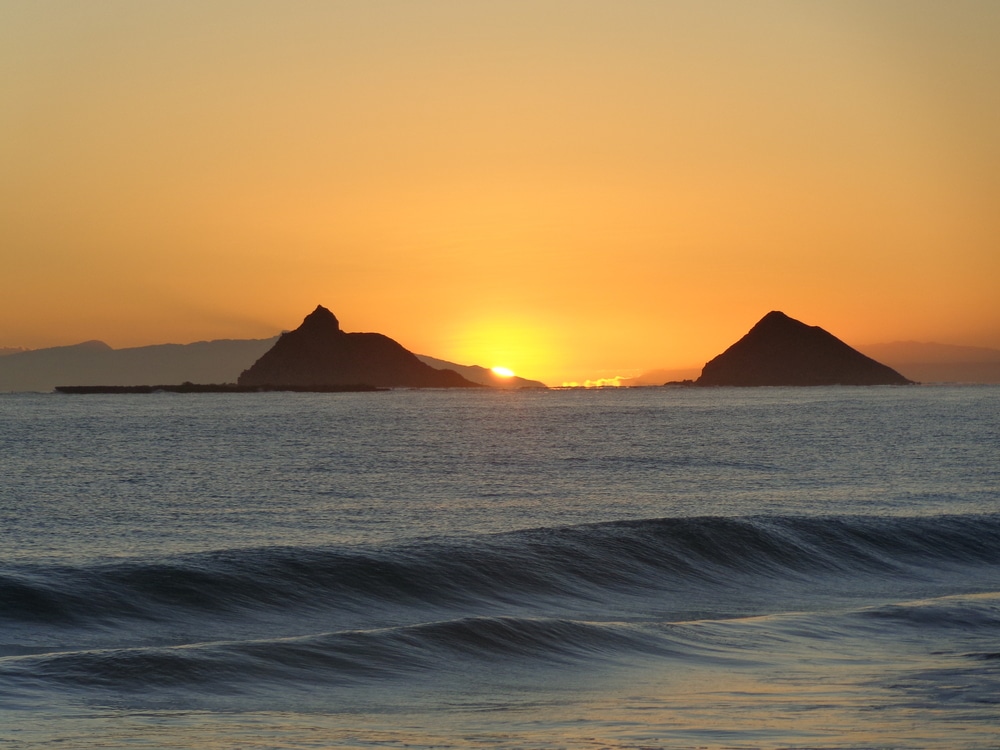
[237,305,480,389]
[694,311,914,386]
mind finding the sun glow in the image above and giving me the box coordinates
[442,314,566,386]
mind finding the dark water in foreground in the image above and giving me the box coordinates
[1,386,998,749]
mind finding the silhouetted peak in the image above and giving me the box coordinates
[298,305,341,335]
[696,311,913,386]
[752,311,802,330]
[238,305,480,388]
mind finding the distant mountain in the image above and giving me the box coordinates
[696,311,913,386]
[416,355,547,389]
[238,306,480,389]
[857,342,1000,384]
[0,337,278,393]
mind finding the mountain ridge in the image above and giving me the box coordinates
[0,337,280,393]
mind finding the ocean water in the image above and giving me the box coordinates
[1,385,998,749]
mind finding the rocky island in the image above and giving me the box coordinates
[695,311,914,386]
[237,305,480,389]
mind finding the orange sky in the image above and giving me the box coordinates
[2,1,998,385]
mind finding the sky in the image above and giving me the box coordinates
[2,1,998,385]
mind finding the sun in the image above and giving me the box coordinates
[491,366,516,378]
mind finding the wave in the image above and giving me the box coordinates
[2,514,999,631]
[861,592,1000,630]
[5,593,999,704]
[0,617,670,694]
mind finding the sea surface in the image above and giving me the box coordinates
[1,385,998,749]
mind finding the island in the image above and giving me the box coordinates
[237,305,481,389]
[694,311,915,386]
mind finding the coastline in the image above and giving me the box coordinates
[54,383,384,394]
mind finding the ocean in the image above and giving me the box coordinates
[1,385,998,749]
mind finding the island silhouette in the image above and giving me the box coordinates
[237,305,480,389]
[693,311,914,386]
[10,307,1000,393]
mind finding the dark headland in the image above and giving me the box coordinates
[237,305,480,389]
[692,311,915,386]
[55,383,381,394]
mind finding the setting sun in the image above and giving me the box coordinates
[490,366,516,378]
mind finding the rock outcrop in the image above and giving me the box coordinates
[696,311,914,386]
[237,306,480,389]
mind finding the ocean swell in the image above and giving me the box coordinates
[2,513,999,630]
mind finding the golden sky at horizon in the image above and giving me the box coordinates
[2,1,998,385]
